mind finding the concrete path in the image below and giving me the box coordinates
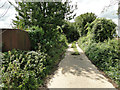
[47,44,116,89]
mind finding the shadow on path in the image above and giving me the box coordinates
[46,44,116,88]
[59,46,106,83]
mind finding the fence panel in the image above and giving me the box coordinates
[1,29,31,52]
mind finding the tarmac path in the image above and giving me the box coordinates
[47,44,116,89]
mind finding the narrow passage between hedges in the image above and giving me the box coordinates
[47,44,116,89]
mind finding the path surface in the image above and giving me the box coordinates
[47,44,116,89]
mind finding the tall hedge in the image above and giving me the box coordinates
[86,18,117,42]
[75,12,97,36]
[62,21,79,42]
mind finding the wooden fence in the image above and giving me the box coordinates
[0,29,31,52]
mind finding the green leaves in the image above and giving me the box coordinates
[28,26,67,56]
[1,49,48,89]
[12,1,77,30]
[75,12,97,36]
[62,21,79,42]
[89,18,117,42]
[1,34,67,89]
[78,37,120,87]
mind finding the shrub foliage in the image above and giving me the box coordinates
[1,49,48,89]
[87,18,117,42]
[62,21,79,42]
[1,26,68,89]
[75,12,97,36]
[76,13,119,87]
[78,30,120,87]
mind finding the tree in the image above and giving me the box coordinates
[10,1,77,30]
[62,21,79,42]
[88,18,117,42]
[100,0,119,37]
[75,12,97,36]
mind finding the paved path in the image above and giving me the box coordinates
[47,44,116,89]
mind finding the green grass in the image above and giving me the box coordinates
[71,41,76,48]
[71,48,80,55]
[71,42,80,55]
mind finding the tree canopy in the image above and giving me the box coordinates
[75,12,97,36]
[11,1,77,30]
[87,18,117,42]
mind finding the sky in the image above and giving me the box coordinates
[71,0,118,23]
[0,0,118,28]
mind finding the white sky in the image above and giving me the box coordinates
[0,0,118,28]
[71,0,118,23]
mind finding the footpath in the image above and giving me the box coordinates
[47,44,116,89]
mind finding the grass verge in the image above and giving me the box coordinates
[71,42,80,55]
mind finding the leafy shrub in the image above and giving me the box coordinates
[28,26,68,53]
[27,26,45,50]
[0,26,68,89]
[1,26,68,89]
[0,49,52,89]
[78,37,120,87]
[28,26,68,66]
[62,21,80,43]
[87,18,117,42]
[75,12,97,36]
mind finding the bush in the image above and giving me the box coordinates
[78,37,120,87]
[62,21,80,43]
[76,12,119,87]
[0,26,68,89]
[87,18,117,42]
[27,26,45,50]
[28,26,68,57]
[28,26,68,66]
[75,12,97,36]
[1,49,51,89]
[1,25,68,89]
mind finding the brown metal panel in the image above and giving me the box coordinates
[1,29,31,52]
[25,32,31,50]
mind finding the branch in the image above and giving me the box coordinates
[0,2,6,8]
[0,5,11,19]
